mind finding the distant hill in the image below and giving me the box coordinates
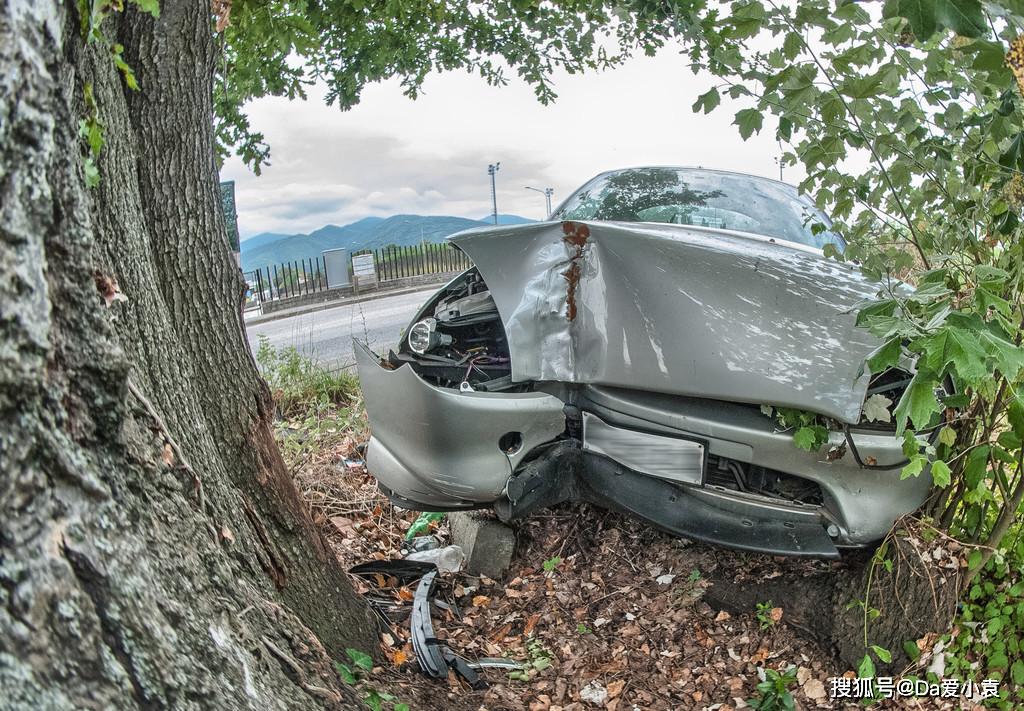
[478,214,538,225]
[240,213,534,271]
[241,231,293,251]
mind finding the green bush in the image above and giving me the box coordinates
[946,533,1024,709]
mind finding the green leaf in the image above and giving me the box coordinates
[83,156,100,188]
[930,459,952,488]
[822,242,843,261]
[901,455,927,479]
[916,325,989,383]
[346,648,374,671]
[963,445,990,488]
[999,133,1024,171]
[974,265,1009,285]
[937,426,956,447]
[734,108,763,140]
[782,32,802,60]
[902,430,922,459]
[777,116,792,142]
[978,330,1024,380]
[903,640,921,661]
[692,87,721,114]
[128,0,161,17]
[871,645,892,664]
[892,370,941,432]
[1008,394,1024,438]
[542,556,562,572]
[335,662,356,685]
[866,337,903,375]
[793,425,826,451]
[840,72,885,99]
[895,0,985,40]
[858,653,876,679]
[1011,660,1024,686]
[933,0,986,37]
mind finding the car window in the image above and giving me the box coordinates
[551,167,845,251]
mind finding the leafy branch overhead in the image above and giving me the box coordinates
[213,0,702,172]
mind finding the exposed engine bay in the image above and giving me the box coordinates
[390,269,518,392]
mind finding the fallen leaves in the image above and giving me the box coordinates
[278,407,849,711]
[862,393,893,423]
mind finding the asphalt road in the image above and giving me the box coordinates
[245,288,431,370]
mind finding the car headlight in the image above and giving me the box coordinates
[408,318,452,354]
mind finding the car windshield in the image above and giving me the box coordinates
[551,167,844,251]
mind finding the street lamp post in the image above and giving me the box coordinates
[488,163,501,224]
[525,186,554,219]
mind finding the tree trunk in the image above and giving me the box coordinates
[1,2,375,708]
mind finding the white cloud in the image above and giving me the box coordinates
[221,46,795,238]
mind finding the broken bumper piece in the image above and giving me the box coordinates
[497,441,840,558]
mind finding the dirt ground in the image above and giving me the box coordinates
[286,417,977,711]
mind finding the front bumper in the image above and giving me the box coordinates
[353,341,565,508]
[355,340,931,556]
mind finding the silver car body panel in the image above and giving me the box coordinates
[353,340,565,507]
[582,411,705,486]
[449,220,883,424]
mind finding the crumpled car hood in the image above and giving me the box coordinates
[449,220,884,424]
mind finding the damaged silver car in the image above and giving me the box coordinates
[355,167,936,558]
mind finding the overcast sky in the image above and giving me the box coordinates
[221,46,793,239]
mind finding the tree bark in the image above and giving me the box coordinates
[1,2,375,708]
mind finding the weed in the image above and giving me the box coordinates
[255,335,360,418]
[576,622,593,635]
[508,637,553,681]
[669,567,705,609]
[755,601,776,630]
[748,665,797,711]
[335,648,409,711]
[542,555,562,573]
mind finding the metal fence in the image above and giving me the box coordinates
[366,242,472,282]
[244,242,471,307]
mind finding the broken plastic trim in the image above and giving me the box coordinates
[497,442,840,558]
[411,569,487,689]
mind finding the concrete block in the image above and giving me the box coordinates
[447,512,515,579]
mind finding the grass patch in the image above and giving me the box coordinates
[255,335,360,418]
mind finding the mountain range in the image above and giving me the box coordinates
[240,213,534,271]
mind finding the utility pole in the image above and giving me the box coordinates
[525,186,554,219]
[488,163,500,224]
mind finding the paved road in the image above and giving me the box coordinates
[245,288,431,370]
